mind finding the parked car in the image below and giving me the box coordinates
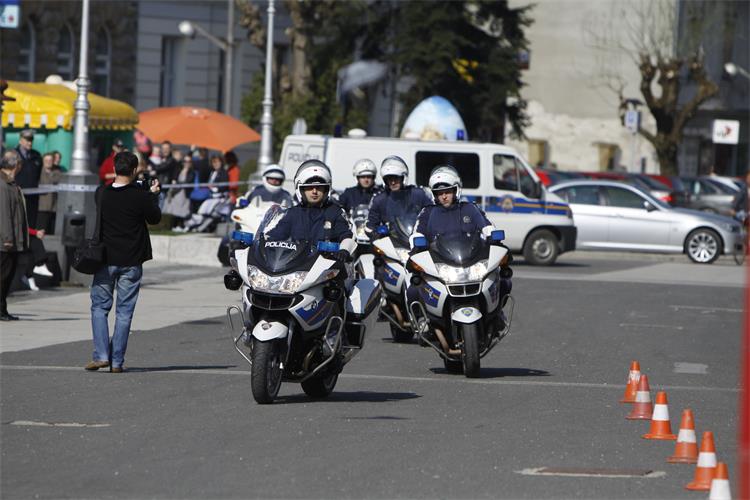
[706,175,742,192]
[680,177,737,215]
[580,171,679,206]
[646,174,691,207]
[534,168,585,187]
[549,179,741,264]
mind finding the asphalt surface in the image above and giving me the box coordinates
[0,255,743,499]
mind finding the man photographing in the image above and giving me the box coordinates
[86,152,161,373]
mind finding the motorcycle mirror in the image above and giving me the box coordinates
[238,198,249,208]
[317,241,340,253]
[413,236,428,249]
[490,230,505,242]
[231,230,254,245]
[376,225,389,236]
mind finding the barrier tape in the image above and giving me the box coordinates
[21,180,254,195]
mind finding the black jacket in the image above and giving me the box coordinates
[97,184,161,266]
[14,146,42,190]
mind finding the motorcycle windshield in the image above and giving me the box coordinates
[253,206,319,273]
[387,204,420,248]
[431,232,488,267]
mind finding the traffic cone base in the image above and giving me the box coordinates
[708,462,731,500]
[620,360,641,403]
[642,391,677,440]
[668,410,698,463]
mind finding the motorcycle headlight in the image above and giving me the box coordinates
[435,260,488,283]
[247,265,309,293]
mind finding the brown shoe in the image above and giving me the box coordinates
[111,367,124,373]
[84,360,109,371]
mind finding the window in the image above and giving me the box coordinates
[555,185,600,205]
[605,187,646,209]
[415,151,480,189]
[91,28,111,96]
[160,37,179,106]
[18,21,35,81]
[493,154,537,197]
[57,24,76,80]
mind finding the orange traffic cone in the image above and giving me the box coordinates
[620,360,641,403]
[642,391,677,440]
[626,374,652,420]
[685,431,718,491]
[667,409,698,463]
[708,462,731,500]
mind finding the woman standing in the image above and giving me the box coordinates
[163,155,196,229]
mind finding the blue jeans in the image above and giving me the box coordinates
[90,265,143,368]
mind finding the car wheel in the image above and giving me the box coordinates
[685,228,722,264]
[523,229,559,266]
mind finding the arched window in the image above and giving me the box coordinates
[18,21,36,81]
[56,23,76,80]
[92,27,111,95]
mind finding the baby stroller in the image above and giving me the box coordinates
[180,195,233,233]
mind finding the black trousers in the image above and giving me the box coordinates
[1,252,19,314]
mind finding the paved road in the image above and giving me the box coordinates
[0,255,742,499]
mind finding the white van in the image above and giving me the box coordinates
[279,134,576,265]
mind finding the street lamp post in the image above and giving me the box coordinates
[257,0,275,171]
[178,0,235,114]
[70,0,91,175]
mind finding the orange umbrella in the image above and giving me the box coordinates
[137,106,261,151]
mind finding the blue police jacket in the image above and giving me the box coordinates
[365,185,432,232]
[264,200,353,244]
[248,185,293,207]
[338,184,383,213]
[413,201,493,243]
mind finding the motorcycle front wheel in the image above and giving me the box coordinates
[461,323,481,378]
[251,339,284,404]
[301,372,339,399]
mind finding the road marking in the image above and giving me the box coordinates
[670,305,742,313]
[516,467,666,478]
[674,362,708,375]
[0,365,739,392]
[619,323,684,330]
[8,420,110,428]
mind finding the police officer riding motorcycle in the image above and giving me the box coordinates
[406,165,514,377]
[246,163,294,208]
[224,160,380,403]
[340,159,383,279]
[367,156,432,342]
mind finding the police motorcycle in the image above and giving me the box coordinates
[405,230,514,378]
[224,206,381,404]
[352,204,375,279]
[217,195,277,266]
[371,206,422,343]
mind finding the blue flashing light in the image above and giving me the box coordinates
[413,236,428,249]
[231,231,254,245]
[456,129,465,141]
[317,241,340,253]
[490,230,505,242]
[238,198,249,208]
[376,225,389,236]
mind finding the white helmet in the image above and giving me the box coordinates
[352,158,377,178]
[262,164,285,193]
[429,165,462,201]
[380,155,408,181]
[294,159,332,205]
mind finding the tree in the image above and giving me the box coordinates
[585,0,721,175]
[368,0,532,142]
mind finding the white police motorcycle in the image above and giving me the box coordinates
[351,204,375,280]
[406,230,514,378]
[371,207,421,343]
[224,206,381,404]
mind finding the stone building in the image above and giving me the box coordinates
[0,0,138,104]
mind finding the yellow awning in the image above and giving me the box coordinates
[1,81,139,131]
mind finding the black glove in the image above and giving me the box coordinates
[334,250,350,264]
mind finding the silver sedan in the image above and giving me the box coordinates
[549,180,742,264]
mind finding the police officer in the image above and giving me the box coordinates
[264,160,354,263]
[338,159,382,213]
[365,156,432,235]
[246,164,293,207]
[411,165,494,245]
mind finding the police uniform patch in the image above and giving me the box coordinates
[463,215,471,223]
[324,221,332,229]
